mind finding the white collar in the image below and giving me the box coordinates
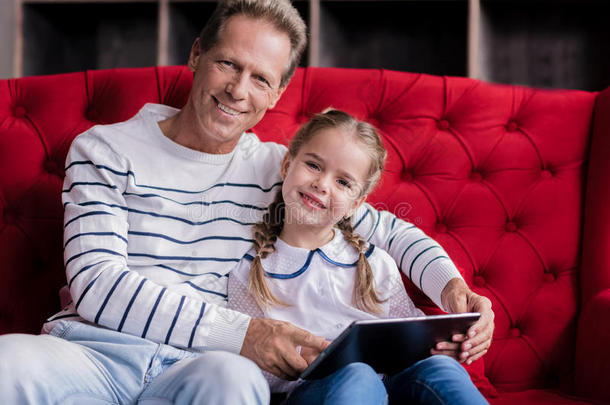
[243,229,375,279]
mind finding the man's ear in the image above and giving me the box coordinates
[188,38,202,72]
[280,153,292,180]
[269,85,287,110]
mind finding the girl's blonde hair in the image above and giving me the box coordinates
[249,109,388,314]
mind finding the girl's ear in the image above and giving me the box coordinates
[280,153,292,180]
[346,195,367,219]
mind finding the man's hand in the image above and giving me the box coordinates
[431,278,495,365]
[240,318,329,380]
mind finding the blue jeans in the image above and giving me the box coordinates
[285,356,488,405]
[0,321,269,405]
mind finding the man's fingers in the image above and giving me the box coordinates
[292,328,329,351]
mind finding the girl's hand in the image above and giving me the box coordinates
[435,278,495,364]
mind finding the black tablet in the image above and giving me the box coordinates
[300,312,481,380]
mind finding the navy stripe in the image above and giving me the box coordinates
[367,210,381,242]
[136,181,282,195]
[399,238,429,269]
[156,264,227,278]
[244,253,254,262]
[65,160,282,194]
[390,217,397,230]
[66,248,124,267]
[142,288,167,338]
[387,224,415,252]
[129,231,253,246]
[69,261,105,288]
[65,160,130,176]
[64,211,115,228]
[183,281,228,298]
[62,182,118,193]
[265,251,315,279]
[388,236,396,251]
[65,232,128,249]
[46,313,80,322]
[130,253,240,263]
[124,192,268,211]
[75,274,101,310]
[118,279,146,332]
[418,256,449,290]
[409,246,443,280]
[316,244,375,268]
[188,302,206,348]
[165,296,186,344]
[354,208,370,229]
[78,201,256,227]
[95,271,128,323]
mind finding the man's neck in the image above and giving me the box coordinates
[158,110,240,154]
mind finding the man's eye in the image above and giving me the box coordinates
[220,60,234,68]
[255,75,270,86]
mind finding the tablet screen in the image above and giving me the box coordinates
[301,312,480,380]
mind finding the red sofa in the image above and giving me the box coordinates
[1,66,609,404]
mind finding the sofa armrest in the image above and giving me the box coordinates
[574,289,610,402]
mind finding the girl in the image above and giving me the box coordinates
[228,109,486,405]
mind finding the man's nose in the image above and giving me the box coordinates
[225,73,248,100]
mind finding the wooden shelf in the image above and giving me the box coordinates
[11,0,610,91]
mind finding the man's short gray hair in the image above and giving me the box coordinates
[199,0,307,88]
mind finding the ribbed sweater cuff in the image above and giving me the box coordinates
[423,260,464,312]
[206,308,251,354]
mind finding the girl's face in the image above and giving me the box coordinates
[280,128,370,231]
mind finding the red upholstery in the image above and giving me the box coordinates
[1,66,608,404]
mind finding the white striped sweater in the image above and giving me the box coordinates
[43,103,462,354]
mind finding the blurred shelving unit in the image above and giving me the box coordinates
[10,0,610,91]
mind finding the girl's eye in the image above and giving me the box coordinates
[337,179,351,188]
[306,161,320,171]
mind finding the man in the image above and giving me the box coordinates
[0,0,493,403]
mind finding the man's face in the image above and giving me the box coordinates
[186,15,291,153]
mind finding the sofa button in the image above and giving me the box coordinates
[541,169,552,179]
[3,210,16,225]
[544,273,556,282]
[435,222,448,233]
[505,221,518,232]
[510,328,521,337]
[402,171,414,182]
[470,171,483,181]
[437,119,451,130]
[87,107,100,122]
[473,276,485,287]
[44,160,60,175]
[506,120,519,132]
[13,106,27,118]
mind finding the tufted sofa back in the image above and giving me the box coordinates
[1,66,609,397]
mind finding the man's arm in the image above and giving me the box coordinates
[354,203,494,363]
[63,132,250,353]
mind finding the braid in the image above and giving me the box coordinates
[337,217,386,315]
[249,191,290,308]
